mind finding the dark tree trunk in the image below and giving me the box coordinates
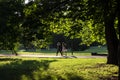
[117,4,120,79]
[103,0,119,65]
[104,0,118,65]
[105,19,118,65]
[118,41,120,80]
[117,0,120,79]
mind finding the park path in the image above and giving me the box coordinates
[0,54,107,58]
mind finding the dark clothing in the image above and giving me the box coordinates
[56,42,63,56]
[57,45,62,52]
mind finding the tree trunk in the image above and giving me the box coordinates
[117,6,120,80]
[116,0,120,79]
[105,19,118,65]
[118,41,120,80]
[103,0,119,65]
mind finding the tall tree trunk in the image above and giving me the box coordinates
[103,0,119,65]
[116,0,120,78]
[117,1,120,78]
[118,41,120,80]
[105,19,118,65]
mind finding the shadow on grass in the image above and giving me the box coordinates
[0,58,84,80]
[0,58,57,80]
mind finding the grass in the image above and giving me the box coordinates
[0,57,118,80]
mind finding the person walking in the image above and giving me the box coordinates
[56,42,63,56]
[62,42,67,56]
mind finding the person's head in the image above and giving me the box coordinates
[57,42,61,45]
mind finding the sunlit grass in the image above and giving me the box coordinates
[0,57,118,80]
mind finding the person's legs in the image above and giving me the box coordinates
[56,49,59,56]
[56,48,62,56]
[60,50,63,56]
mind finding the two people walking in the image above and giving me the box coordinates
[56,42,67,56]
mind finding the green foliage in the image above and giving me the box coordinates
[0,0,24,50]
[22,0,54,48]
[0,58,118,80]
[32,39,52,49]
[45,0,106,45]
[79,20,106,45]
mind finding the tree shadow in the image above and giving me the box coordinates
[0,58,85,80]
[0,58,57,80]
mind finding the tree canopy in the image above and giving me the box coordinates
[0,0,24,50]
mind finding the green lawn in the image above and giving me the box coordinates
[0,57,118,80]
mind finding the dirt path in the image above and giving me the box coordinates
[0,54,107,58]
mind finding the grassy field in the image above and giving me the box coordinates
[0,57,118,80]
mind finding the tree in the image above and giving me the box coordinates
[46,0,119,65]
[35,0,120,66]
[86,0,119,65]
[0,0,24,55]
[45,0,120,78]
